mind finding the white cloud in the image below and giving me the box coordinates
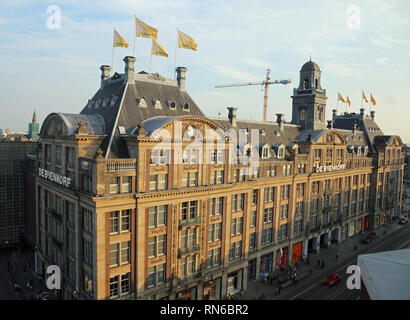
[376,57,390,65]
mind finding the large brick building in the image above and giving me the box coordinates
[34,57,404,300]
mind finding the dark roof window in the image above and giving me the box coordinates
[182,102,190,111]
[153,99,162,109]
[167,100,176,110]
[137,97,147,108]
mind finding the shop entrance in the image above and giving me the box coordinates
[248,258,257,281]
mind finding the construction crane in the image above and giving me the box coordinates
[215,69,291,122]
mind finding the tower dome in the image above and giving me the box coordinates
[300,60,320,72]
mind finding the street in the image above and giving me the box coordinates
[283,223,410,300]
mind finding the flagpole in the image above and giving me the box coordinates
[112,28,115,76]
[150,40,153,74]
[174,28,178,80]
[133,15,136,57]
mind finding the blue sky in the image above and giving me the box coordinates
[1,0,410,141]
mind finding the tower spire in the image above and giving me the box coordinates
[32,110,37,123]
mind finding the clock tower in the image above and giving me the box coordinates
[291,60,328,130]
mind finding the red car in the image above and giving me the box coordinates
[324,273,342,285]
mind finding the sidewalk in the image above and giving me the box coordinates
[242,222,404,300]
[7,246,46,300]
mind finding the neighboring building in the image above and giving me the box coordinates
[34,57,405,300]
[28,110,40,141]
[357,249,410,300]
[0,141,38,248]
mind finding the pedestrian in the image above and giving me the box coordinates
[307,256,310,265]
[269,276,273,286]
[275,286,279,295]
[336,253,339,260]
[317,259,321,267]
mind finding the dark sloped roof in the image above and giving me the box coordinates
[333,113,383,152]
[78,72,204,158]
[210,117,301,149]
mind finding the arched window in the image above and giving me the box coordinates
[315,79,318,88]
[303,79,309,89]
[299,109,306,121]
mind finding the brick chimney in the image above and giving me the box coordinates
[176,67,187,91]
[123,56,136,83]
[100,65,111,87]
[227,107,238,127]
[360,108,365,118]
[327,120,334,129]
[332,109,337,120]
[370,110,375,120]
[276,114,285,129]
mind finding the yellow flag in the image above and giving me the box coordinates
[113,29,129,48]
[346,96,351,106]
[178,30,197,51]
[370,93,376,106]
[151,39,168,57]
[362,91,369,103]
[135,17,158,39]
[338,92,345,103]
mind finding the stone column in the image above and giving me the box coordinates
[302,239,309,257]
[221,272,228,299]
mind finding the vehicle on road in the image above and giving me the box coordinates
[398,217,408,225]
[324,273,342,286]
[361,237,370,244]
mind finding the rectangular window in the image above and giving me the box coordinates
[147,266,156,288]
[249,232,256,250]
[121,241,130,264]
[110,243,120,267]
[121,176,132,193]
[110,275,119,298]
[157,263,166,284]
[83,238,93,265]
[121,273,130,295]
[148,237,156,257]
[149,175,157,191]
[110,177,120,194]
[158,174,168,190]
[110,211,119,234]
[252,189,258,205]
[83,207,92,233]
[121,209,131,232]
[280,204,288,219]
[251,210,257,227]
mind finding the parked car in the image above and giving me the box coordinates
[361,237,370,244]
[398,217,408,225]
[324,273,342,286]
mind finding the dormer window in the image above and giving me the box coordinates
[95,98,101,108]
[118,126,126,135]
[315,79,318,88]
[278,147,284,159]
[137,97,147,108]
[262,146,269,159]
[181,102,190,111]
[153,99,162,109]
[241,128,249,135]
[110,95,118,107]
[102,97,108,108]
[167,100,176,110]
[260,129,265,136]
